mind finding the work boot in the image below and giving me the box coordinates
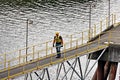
[56,53,61,58]
[56,56,60,58]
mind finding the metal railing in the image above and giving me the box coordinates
[0,14,119,79]
[2,31,120,80]
[0,14,116,70]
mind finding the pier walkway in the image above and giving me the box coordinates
[0,14,120,80]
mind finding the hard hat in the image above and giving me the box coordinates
[55,32,59,35]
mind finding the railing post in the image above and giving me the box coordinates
[64,44,66,60]
[37,52,40,69]
[87,42,88,52]
[8,61,10,79]
[37,60,39,69]
[87,42,90,52]
[46,42,48,57]
[50,55,53,65]
[23,55,24,64]
[70,35,72,48]
[23,56,25,73]
[98,34,100,46]
[76,39,78,48]
[51,47,53,54]
[50,47,53,64]
[4,53,6,68]
[19,50,21,65]
[91,28,93,38]
[94,24,96,37]
[82,32,83,44]
[33,46,35,60]
[88,29,90,40]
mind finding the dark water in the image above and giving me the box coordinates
[0,0,120,79]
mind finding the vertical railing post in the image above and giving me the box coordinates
[94,24,96,37]
[37,60,39,69]
[64,44,66,60]
[70,35,72,49]
[50,54,53,65]
[19,50,21,65]
[82,32,83,45]
[37,52,40,69]
[51,47,53,55]
[76,39,78,49]
[4,53,6,68]
[87,38,89,52]
[33,46,35,60]
[88,29,90,40]
[46,42,48,57]
[8,61,10,79]
[23,56,25,73]
[91,28,93,38]
[50,47,53,64]
[98,34,100,47]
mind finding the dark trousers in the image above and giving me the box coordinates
[56,43,61,57]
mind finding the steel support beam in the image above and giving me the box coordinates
[62,58,77,80]
[35,68,51,80]
[66,61,82,79]
[45,68,51,80]
[21,48,107,80]
[24,73,28,80]
[56,63,63,80]
[84,54,91,79]
[70,59,77,80]
[84,48,107,79]
[34,72,42,80]
[30,72,32,80]
[77,57,84,80]
[62,63,68,80]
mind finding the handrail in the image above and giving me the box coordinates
[0,31,120,73]
[0,13,119,80]
[0,14,120,77]
[0,14,116,56]
[0,14,117,70]
[1,45,108,80]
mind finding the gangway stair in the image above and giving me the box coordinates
[0,40,108,79]
[0,14,120,79]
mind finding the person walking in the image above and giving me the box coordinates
[53,32,63,58]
